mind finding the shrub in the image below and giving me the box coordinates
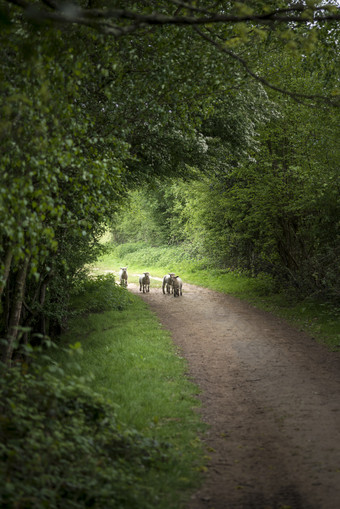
[0,360,170,509]
[70,274,133,314]
[114,242,148,258]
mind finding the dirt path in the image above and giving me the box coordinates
[128,280,340,509]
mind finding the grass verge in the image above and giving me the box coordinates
[52,278,206,509]
[94,242,340,350]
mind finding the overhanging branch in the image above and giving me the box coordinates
[5,1,339,105]
[6,0,340,32]
[194,26,340,107]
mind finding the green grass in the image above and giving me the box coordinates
[93,242,340,350]
[54,291,206,509]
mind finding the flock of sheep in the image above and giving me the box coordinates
[118,268,183,297]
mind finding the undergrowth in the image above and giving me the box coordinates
[0,360,171,509]
[70,273,133,314]
[0,274,206,509]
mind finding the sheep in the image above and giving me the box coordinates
[119,267,128,287]
[139,272,150,293]
[172,276,183,297]
[162,273,175,294]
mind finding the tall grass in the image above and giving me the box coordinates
[94,242,340,350]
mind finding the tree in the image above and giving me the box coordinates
[0,22,129,361]
[3,0,340,104]
[167,57,340,298]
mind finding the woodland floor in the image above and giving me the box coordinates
[128,279,340,509]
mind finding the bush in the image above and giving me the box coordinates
[114,242,149,258]
[0,360,170,509]
[70,274,133,314]
[105,242,202,273]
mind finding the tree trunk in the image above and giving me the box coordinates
[0,248,13,298]
[22,275,50,337]
[39,280,48,337]
[1,257,29,365]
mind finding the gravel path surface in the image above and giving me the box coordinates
[128,280,340,509]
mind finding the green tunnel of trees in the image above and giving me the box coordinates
[1,1,340,363]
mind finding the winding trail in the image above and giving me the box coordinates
[128,280,340,509]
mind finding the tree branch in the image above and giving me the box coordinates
[6,1,339,105]
[6,1,340,32]
[41,0,58,9]
[193,27,340,107]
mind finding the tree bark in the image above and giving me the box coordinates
[22,275,50,336]
[0,248,13,298]
[39,280,48,336]
[1,257,29,365]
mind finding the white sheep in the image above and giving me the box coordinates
[139,272,150,293]
[162,273,175,294]
[172,276,183,297]
[119,267,128,287]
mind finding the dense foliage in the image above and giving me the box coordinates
[70,273,133,314]
[0,359,171,509]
